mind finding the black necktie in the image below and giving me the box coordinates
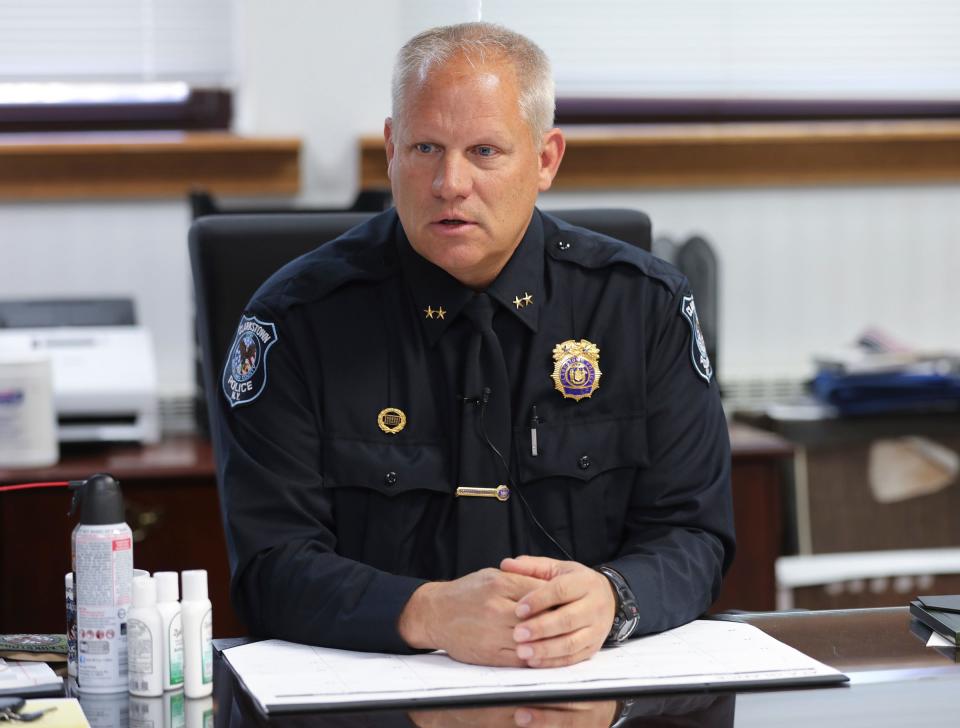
[456,293,513,575]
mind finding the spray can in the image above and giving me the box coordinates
[72,473,133,693]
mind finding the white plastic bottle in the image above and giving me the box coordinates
[128,575,163,697]
[154,572,184,692]
[180,570,213,698]
[73,474,133,694]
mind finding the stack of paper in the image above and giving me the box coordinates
[224,620,847,714]
[0,657,64,696]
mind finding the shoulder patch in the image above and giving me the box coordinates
[680,295,713,384]
[222,315,279,407]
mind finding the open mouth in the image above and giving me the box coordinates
[437,218,471,227]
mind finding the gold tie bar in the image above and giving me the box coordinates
[456,485,511,502]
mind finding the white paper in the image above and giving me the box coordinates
[0,658,64,696]
[224,620,846,713]
[926,631,954,648]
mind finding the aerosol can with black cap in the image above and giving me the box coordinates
[70,474,133,693]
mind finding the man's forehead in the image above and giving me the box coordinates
[400,60,520,118]
[416,54,516,97]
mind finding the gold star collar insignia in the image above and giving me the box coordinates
[513,292,534,309]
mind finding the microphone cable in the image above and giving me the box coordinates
[477,387,574,561]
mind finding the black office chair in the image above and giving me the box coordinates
[189,189,393,220]
[188,208,651,436]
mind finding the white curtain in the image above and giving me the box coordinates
[0,0,234,84]
[434,0,960,99]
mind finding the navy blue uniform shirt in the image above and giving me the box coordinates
[215,208,734,653]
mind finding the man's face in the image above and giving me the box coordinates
[384,54,564,289]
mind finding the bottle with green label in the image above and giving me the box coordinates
[154,572,184,691]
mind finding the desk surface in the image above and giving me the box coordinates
[191,608,957,728]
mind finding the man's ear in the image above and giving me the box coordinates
[384,117,396,180]
[537,128,566,192]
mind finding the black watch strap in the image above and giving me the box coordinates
[597,566,640,645]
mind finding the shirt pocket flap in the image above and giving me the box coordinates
[323,437,449,496]
[516,415,648,484]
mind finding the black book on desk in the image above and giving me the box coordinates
[909,596,960,644]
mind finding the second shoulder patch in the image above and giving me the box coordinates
[680,294,713,385]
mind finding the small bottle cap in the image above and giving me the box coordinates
[181,570,208,601]
[132,576,157,608]
[154,571,180,602]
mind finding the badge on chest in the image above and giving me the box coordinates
[551,339,602,401]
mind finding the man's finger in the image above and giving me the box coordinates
[501,555,566,581]
[495,571,551,600]
[524,640,598,669]
[516,626,594,664]
[513,601,591,643]
[514,702,615,728]
[515,571,588,618]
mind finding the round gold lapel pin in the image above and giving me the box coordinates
[377,407,407,434]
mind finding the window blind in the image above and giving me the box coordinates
[0,0,234,85]
[468,0,960,99]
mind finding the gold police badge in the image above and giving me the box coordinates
[551,339,602,401]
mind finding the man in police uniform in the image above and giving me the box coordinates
[216,22,734,669]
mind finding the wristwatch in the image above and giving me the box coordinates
[596,565,640,645]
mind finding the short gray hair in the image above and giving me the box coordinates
[391,22,555,142]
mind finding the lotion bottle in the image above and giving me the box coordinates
[154,572,184,692]
[128,575,163,697]
[181,570,213,698]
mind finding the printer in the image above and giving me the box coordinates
[0,299,160,443]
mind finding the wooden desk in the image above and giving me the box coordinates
[736,411,960,557]
[0,425,790,635]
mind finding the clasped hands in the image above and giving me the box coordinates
[398,556,617,668]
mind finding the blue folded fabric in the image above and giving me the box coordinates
[811,371,960,415]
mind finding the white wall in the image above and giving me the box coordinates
[4,3,959,406]
[232,0,479,204]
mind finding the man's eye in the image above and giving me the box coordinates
[415,143,435,153]
[474,146,497,157]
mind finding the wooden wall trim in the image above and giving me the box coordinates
[0,132,301,200]
[360,120,960,189]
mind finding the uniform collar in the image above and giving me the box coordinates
[397,210,545,346]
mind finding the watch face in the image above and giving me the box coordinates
[614,619,634,642]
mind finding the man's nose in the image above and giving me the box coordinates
[432,153,472,199]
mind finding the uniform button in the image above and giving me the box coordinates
[556,239,571,251]
[578,455,591,470]
[384,471,398,487]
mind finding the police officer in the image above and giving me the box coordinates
[216,22,734,669]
